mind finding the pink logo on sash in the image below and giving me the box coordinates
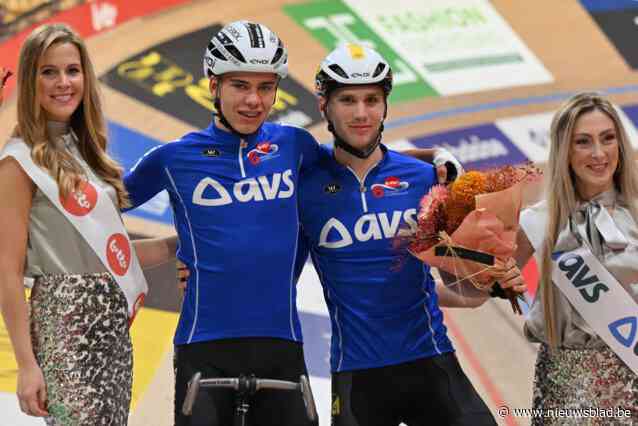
[106,233,131,276]
[60,181,98,216]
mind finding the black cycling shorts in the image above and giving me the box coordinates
[174,337,317,426]
[331,352,496,426]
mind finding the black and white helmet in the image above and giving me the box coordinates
[203,21,288,79]
[315,43,392,98]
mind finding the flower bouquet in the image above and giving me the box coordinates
[406,164,541,314]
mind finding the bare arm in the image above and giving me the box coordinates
[402,148,436,163]
[514,228,535,268]
[133,235,178,269]
[402,147,464,183]
[436,279,488,308]
[0,157,48,416]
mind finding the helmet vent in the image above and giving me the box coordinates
[328,64,349,79]
[271,47,284,65]
[372,63,386,78]
[225,45,247,63]
[215,32,233,45]
[208,45,226,60]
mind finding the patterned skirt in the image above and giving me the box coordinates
[532,343,638,426]
[30,273,132,426]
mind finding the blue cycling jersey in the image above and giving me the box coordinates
[125,120,320,345]
[298,146,454,372]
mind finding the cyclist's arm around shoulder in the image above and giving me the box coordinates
[123,143,170,211]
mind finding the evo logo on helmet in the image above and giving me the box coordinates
[319,209,417,249]
[193,169,294,206]
[250,59,270,65]
[557,253,609,303]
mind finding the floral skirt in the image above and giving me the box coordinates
[30,273,132,426]
[532,343,638,426]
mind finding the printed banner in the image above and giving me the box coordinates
[580,0,638,69]
[285,0,552,99]
[101,25,323,129]
[579,0,638,13]
[284,0,437,103]
[341,0,553,95]
[497,104,638,162]
[408,123,529,170]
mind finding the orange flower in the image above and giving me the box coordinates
[446,171,487,234]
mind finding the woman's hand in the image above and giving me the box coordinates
[488,257,527,314]
[492,257,527,294]
[17,363,49,417]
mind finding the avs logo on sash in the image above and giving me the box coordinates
[247,142,280,165]
[609,316,638,356]
[556,252,609,303]
[60,181,98,216]
[107,233,132,276]
[371,176,409,198]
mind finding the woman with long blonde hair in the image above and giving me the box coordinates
[0,24,176,425]
[511,92,638,424]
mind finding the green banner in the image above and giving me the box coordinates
[284,0,438,103]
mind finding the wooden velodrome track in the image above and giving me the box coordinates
[2,1,638,425]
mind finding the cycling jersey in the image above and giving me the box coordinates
[298,145,454,372]
[125,120,320,345]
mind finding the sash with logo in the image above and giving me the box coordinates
[551,204,638,376]
[1,139,147,323]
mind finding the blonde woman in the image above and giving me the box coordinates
[0,24,176,425]
[509,93,638,424]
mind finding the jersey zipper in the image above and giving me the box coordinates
[346,162,380,213]
[238,139,247,178]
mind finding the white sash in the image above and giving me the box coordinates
[552,245,638,375]
[1,139,148,322]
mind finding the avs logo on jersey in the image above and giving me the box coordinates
[247,141,280,165]
[371,176,409,198]
[319,209,417,249]
[192,169,294,207]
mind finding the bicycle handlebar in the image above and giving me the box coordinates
[182,372,317,422]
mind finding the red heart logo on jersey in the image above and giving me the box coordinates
[257,142,271,153]
[385,176,400,188]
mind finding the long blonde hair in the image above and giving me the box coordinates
[541,92,638,347]
[14,23,129,208]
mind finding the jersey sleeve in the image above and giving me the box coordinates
[123,144,168,211]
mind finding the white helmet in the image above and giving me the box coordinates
[203,21,288,79]
[315,43,392,98]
